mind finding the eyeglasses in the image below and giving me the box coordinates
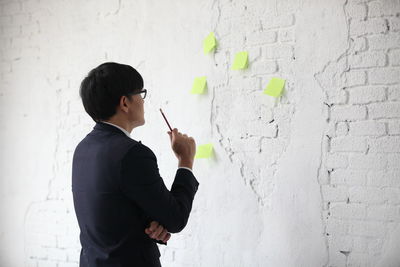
[128,89,147,99]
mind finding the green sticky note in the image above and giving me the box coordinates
[231,51,248,70]
[191,76,207,94]
[195,143,214,159]
[203,32,217,54]
[263,77,285,97]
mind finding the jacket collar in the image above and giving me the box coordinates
[94,121,127,136]
[93,121,141,143]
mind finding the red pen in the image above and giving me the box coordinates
[159,108,173,132]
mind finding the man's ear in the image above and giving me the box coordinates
[119,95,129,113]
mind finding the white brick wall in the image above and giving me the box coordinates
[316,0,400,266]
[1,0,399,266]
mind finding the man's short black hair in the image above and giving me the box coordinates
[79,62,144,122]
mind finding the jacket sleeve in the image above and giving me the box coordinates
[120,143,199,233]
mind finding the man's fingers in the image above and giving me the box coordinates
[163,233,171,243]
[151,224,164,239]
[145,222,171,243]
[157,229,168,241]
[148,221,159,233]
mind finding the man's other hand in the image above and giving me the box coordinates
[145,221,171,243]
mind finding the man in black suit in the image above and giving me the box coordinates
[72,62,199,266]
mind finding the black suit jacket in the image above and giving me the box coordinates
[72,121,199,267]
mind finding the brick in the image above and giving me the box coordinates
[247,46,261,62]
[345,70,367,87]
[279,28,294,43]
[385,187,400,204]
[347,252,370,266]
[367,205,400,221]
[352,236,369,252]
[353,37,367,52]
[327,235,352,253]
[246,30,277,46]
[349,220,386,237]
[251,60,277,75]
[261,14,295,29]
[46,247,67,261]
[369,68,400,85]
[322,185,349,202]
[25,258,38,267]
[57,235,78,249]
[230,76,259,91]
[1,2,21,14]
[37,260,60,267]
[368,102,400,119]
[367,238,385,254]
[59,262,78,267]
[349,186,386,204]
[389,17,400,32]
[346,2,367,20]
[1,25,21,37]
[388,153,400,169]
[331,136,367,152]
[13,13,32,25]
[336,122,349,136]
[330,105,367,121]
[389,49,400,66]
[348,120,386,136]
[26,233,57,247]
[274,104,294,120]
[368,0,400,17]
[0,15,12,26]
[21,22,40,35]
[369,136,400,152]
[318,169,330,185]
[368,33,400,50]
[26,244,48,259]
[66,247,80,262]
[388,86,400,100]
[230,17,261,34]
[330,203,366,219]
[326,153,349,169]
[348,153,387,170]
[276,58,294,75]
[218,34,245,49]
[350,18,388,36]
[326,218,349,235]
[348,86,386,104]
[326,89,348,105]
[0,61,12,73]
[349,51,387,68]
[0,36,11,49]
[277,0,300,14]
[263,44,293,59]
[328,251,347,267]
[388,120,400,135]
[330,169,367,185]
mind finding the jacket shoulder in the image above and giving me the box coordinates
[123,142,157,161]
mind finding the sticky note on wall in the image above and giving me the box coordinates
[203,32,217,54]
[195,143,214,159]
[232,51,248,70]
[263,77,285,97]
[191,76,207,94]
